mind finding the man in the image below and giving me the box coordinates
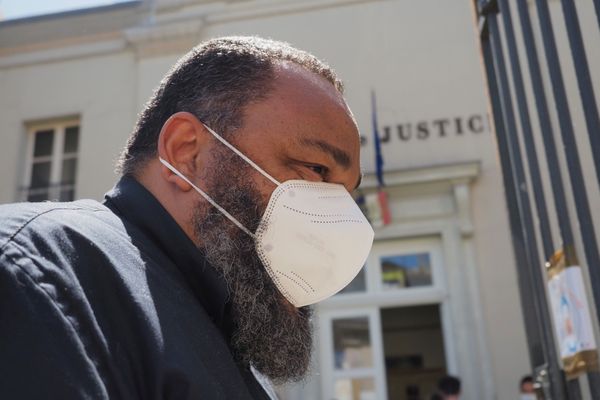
[519,375,536,400]
[0,36,373,399]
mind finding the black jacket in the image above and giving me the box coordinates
[0,177,273,399]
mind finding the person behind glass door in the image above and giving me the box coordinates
[430,375,461,400]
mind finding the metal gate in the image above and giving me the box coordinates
[472,0,600,398]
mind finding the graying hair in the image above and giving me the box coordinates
[117,36,343,176]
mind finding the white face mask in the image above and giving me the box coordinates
[159,124,374,307]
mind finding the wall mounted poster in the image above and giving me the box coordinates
[547,248,599,379]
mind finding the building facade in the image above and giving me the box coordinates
[1,0,598,399]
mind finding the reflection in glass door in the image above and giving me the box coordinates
[333,317,373,370]
[321,309,388,400]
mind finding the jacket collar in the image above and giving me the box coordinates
[103,176,230,332]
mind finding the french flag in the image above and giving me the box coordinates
[369,91,391,226]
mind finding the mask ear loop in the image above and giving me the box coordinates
[159,157,256,238]
[202,124,281,187]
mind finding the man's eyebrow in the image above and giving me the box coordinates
[299,138,362,190]
[299,138,351,168]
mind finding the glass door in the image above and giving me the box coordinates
[319,308,387,400]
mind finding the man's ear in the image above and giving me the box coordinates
[157,112,211,192]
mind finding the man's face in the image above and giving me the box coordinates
[193,63,362,383]
[521,381,535,394]
[221,62,362,203]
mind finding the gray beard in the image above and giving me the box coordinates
[193,149,313,384]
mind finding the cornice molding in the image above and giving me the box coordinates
[0,36,127,68]
[208,0,380,24]
[360,161,481,189]
[124,19,205,58]
[361,161,480,237]
[0,0,383,67]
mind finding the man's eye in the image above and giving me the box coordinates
[307,164,328,176]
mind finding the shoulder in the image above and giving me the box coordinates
[0,199,130,289]
[0,201,128,399]
[0,200,113,249]
[0,198,148,325]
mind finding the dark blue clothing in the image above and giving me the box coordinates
[0,177,270,399]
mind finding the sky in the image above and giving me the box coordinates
[0,0,131,21]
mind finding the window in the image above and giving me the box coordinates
[332,238,443,301]
[380,252,432,290]
[23,120,80,202]
[338,266,367,295]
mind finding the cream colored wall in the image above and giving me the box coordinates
[204,0,494,171]
[0,52,137,202]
